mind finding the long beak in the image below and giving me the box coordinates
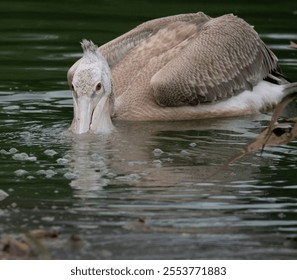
[71,95,93,134]
[71,95,114,134]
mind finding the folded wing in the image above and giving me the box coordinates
[150,14,279,106]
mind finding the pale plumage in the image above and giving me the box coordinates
[67,12,296,134]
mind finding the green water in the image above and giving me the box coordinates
[0,0,297,259]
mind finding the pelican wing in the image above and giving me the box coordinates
[150,14,279,106]
[99,12,211,68]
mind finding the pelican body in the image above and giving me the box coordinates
[67,12,294,134]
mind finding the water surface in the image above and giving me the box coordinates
[1,0,297,259]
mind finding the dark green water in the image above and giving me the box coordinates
[1,0,297,259]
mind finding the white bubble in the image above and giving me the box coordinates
[44,149,58,157]
[153,148,164,156]
[9,148,18,154]
[14,169,28,176]
[56,158,70,164]
[152,159,162,168]
[106,172,116,178]
[11,202,17,208]
[0,149,10,155]
[41,216,55,222]
[12,152,37,161]
[64,172,77,180]
[180,150,190,156]
[12,153,26,160]
[0,148,18,155]
[36,169,57,178]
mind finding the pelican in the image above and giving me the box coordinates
[67,12,296,134]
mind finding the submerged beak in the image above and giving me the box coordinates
[72,95,93,134]
[71,94,114,134]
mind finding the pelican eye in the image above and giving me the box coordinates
[96,82,102,91]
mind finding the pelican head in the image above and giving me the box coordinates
[68,39,114,134]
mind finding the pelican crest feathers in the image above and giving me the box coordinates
[81,39,98,54]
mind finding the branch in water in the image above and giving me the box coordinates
[205,90,297,181]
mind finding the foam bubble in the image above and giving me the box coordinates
[64,172,78,180]
[14,169,28,176]
[57,158,70,164]
[9,148,18,154]
[180,150,190,156]
[44,149,58,157]
[36,169,57,178]
[153,148,164,156]
[11,202,17,208]
[0,148,18,155]
[152,159,162,168]
[0,149,10,155]
[41,216,55,222]
[12,152,37,161]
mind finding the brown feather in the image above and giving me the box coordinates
[151,14,279,106]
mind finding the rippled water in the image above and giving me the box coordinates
[1,0,297,259]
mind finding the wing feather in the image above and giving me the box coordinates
[99,12,211,68]
[151,14,279,106]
